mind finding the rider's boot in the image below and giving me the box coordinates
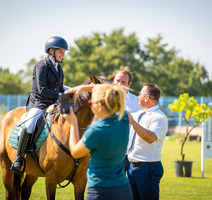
[10,128,31,175]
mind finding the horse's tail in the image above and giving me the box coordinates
[13,173,22,200]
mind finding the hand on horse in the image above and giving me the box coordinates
[63,107,78,126]
[65,85,94,100]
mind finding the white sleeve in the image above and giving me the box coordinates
[63,85,72,91]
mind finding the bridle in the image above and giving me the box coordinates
[45,117,82,189]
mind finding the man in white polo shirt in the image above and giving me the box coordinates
[127,83,168,200]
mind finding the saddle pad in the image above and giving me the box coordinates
[9,114,52,152]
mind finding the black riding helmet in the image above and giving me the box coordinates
[45,36,70,63]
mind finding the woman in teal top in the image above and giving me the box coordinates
[64,84,133,200]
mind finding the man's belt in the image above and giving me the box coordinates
[40,100,54,103]
[131,161,160,167]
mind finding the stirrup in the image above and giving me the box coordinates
[10,157,26,175]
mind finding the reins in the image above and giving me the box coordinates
[19,95,90,188]
[45,117,82,189]
[79,127,88,130]
[17,109,47,127]
[17,104,56,128]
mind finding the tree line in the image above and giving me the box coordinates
[1,29,212,96]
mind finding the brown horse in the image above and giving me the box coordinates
[0,73,112,200]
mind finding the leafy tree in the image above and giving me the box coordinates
[0,104,7,120]
[0,58,37,94]
[24,58,37,82]
[63,31,212,96]
[201,77,212,96]
[0,67,27,94]
[150,58,208,96]
[17,58,38,94]
[142,35,210,96]
[169,93,211,161]
[1,29,212,97]
[143,34,177,67]
[62,29,146,92]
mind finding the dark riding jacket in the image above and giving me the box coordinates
[26,56,65,111]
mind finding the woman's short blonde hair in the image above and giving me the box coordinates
[92,84,126,120]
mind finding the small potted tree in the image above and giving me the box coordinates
[169,93,211,177]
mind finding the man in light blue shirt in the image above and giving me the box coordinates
[112,66,141,114]
[112,66,141,173]
[94,66,140,123]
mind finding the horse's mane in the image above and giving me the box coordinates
[51,76,112,124]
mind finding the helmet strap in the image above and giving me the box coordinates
[53,49,58,63]
[53,49,63,63]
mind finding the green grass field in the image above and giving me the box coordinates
[0,136,212,199]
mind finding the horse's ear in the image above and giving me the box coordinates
[109,74,115,82]
[89,72,101,84]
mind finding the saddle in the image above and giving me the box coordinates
[9,112,52,175]
[10,113,51,151]
[29,113,48,150]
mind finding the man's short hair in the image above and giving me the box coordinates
[114,66,134,83]
[143,83,161,101]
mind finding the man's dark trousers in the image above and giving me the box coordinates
[127,161,164,200]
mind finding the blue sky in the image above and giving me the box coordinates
[0,0,211,77]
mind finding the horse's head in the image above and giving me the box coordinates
[77,72,113,107]
[51,72,112,124]
[88,72,113,84]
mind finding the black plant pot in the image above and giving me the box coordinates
[174,160,193,177]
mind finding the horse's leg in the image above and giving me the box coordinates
[45,173,57,200]
[72,156,90,200]
[1,162,15,200]
[0,151,20,200]
[21,174,38,200]
[13,173,24,200]
[73,174,87,200]
[1,166,23,200]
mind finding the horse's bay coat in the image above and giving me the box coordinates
[0,73,112,200]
